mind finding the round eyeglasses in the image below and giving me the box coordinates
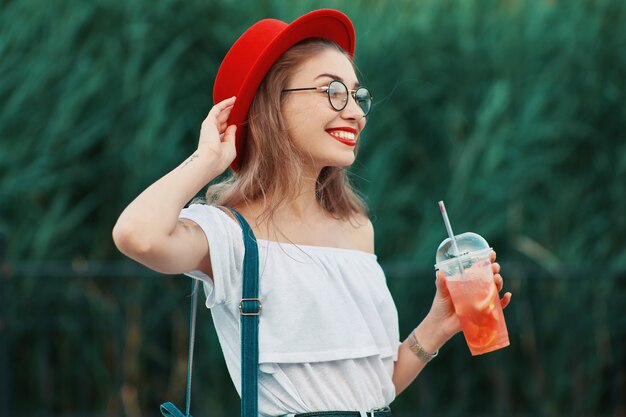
[282,80,372,117]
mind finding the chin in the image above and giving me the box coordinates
[326,156,356,168]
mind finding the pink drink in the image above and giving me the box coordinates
[445,260,509,355]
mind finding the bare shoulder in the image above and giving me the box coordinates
[178,218,198,227]
[344,212,375,254]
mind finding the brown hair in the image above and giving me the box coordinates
[204,39,368,226]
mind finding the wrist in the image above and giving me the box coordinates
[412,314,453,354]
[407,330,438,362]
[181,150,224,180]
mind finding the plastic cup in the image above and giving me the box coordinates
[435,232,510,355]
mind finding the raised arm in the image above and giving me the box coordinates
[112,97,237,276]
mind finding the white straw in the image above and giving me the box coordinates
[439,201,456,242]
[438,201,464,273]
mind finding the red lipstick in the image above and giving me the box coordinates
[326,127,358,147]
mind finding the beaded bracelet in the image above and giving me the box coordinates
[408,331,439,362]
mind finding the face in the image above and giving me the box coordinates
[282,48,367,172]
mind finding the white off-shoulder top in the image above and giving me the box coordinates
[178,204,400,417]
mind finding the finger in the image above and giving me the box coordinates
[219,119,231,133]
[500,292,512,309]
[206,97,236,123]
[494,273,503,292]
[215,96,236,108]
[491,262,500,275]
[222,124,237,145]
[435,270,450,297]
[490,251,497,263]
[216,104,235,124]
[203,114,232,137]
[209,106,234,128]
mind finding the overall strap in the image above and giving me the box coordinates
[160,279,199,417]
[185,280,200,415]
[226,207,261,417]
[160,206,261,417]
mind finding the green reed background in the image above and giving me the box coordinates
[1,0,624,416]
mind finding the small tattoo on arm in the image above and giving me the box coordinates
[182,154,199,168]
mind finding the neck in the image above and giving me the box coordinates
[277,166,323,221]
[237,165,332,226]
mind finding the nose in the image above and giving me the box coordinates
[340,94,366,121]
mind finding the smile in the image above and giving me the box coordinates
[326,129,357,146]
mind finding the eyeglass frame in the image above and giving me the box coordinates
[281,79,373,117]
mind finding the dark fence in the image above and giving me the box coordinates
[1,247,624,417]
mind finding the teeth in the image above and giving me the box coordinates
[328,130,356,141]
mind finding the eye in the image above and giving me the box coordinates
[327,84,344,99]
[355,88,370,102]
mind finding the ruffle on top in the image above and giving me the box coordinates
[178,204,400,368]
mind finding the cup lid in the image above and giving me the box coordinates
[435,232,492,268]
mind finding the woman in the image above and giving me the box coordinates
[112,9,511,417]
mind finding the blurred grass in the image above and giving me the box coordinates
[355,0,626,269]
[1,0,625,415]
[1,0,624,265]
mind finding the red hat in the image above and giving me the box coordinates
[213,9,356,171]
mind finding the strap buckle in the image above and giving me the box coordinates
[370,407,390,417]
[239,298,262,316]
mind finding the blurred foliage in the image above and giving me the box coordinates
[1,0,625,416]
[356,0,626,268]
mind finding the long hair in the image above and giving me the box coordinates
[205,39,368,227]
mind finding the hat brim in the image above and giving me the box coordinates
[215,9,356,171]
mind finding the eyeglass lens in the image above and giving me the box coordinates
[327,80,371,116]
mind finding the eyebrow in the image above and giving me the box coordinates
[314,73,360,88]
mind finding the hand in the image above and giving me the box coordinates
[428,251,512,342]
[197,96,237,173]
